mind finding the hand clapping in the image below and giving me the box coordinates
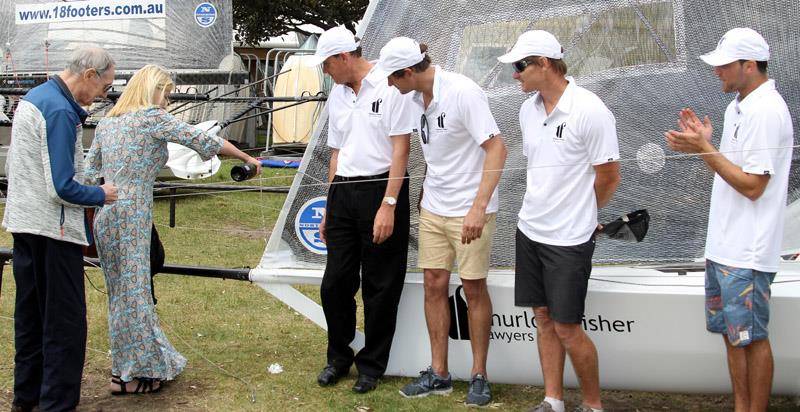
[664,108,714,154]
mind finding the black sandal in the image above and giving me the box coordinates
[111,376,162,395]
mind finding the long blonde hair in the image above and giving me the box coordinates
[106,64,174,117]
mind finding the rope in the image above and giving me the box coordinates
[83,258,107,295]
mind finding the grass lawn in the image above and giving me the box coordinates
[0,160,798,411]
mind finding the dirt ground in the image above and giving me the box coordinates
[4,372,799,412]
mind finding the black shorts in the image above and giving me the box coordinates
[514,228,595,324]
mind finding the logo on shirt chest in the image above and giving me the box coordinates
[731,123,740,144]
[370,98,383,116]
[553,122,567,142]
[436,112,447,130]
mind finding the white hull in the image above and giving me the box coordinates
[250,262,800,395]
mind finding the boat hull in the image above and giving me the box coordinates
[251,263,800,394]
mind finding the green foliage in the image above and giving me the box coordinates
[232,0,369,46]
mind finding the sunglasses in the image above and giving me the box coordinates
[512,58,536,73]
[420,114,429,144]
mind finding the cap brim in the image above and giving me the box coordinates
[372,65,392,78]
[497,50,527,63]
[375,61,405,77]
[699,51,737,67]
[303,54,327,67]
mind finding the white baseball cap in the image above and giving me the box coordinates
[375,36,426,76]
[305,26,359,67]
[699,27,770,67]
[497,30,564,63]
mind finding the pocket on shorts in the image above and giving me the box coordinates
[717,264,753,282]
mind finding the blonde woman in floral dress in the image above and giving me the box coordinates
[87,64,261,394]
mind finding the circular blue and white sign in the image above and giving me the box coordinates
[194,3,217,28]
[295,196,327,255]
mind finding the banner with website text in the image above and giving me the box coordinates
[2,0,231,71]
[16,0,166,25]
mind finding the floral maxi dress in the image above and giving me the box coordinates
[87,107,223,382]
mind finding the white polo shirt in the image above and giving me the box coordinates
[327,65,415,177]
[705,79,794,272]
[412,66,502,217]
[517,77,620,246]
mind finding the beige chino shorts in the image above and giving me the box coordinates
[417,208,496,280]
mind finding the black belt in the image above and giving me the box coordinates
[333,172,389,182]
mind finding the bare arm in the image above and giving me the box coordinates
[219,140,262,177]
[373,134,411,244]
[665,108,769,201]
[593,161,620,208]
[319,149,339,244]
[327,149,339,184]
[462,135,508,244]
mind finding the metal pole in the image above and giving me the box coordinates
[0,249,252,282]
[169,188,177,228]
[170,71,287,116]
[221,97,325,127]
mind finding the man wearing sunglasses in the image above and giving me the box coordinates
[304,26,415,394]
[497,31,620,412]
[377,36,507,408]
[4,46,118,412]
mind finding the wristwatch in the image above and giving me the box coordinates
[382,196,397,206]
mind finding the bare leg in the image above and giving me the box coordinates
[554,322,601,409]
[462,278,491,376]
[724,335,750,412]
[534,307,565,401]
[424,268,451,376]
[746,339,773,412]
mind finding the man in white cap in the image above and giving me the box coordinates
[665,27,793,411]
[304,26,415,394]
[498,30,620,412]
[377,36,507,407]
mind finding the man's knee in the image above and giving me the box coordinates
[461,278,489,303]
[320,276,350,300]
[553,321,583,342]
[533,306,555,331]
[423,269,450,297]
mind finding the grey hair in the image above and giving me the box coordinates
[66,47,115,76]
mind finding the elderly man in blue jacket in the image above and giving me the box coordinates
[3,46,118,412]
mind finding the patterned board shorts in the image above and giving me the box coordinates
[705,260,776,347]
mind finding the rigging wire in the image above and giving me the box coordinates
[590,276,800,288]
[150,143,800,201]
[160,318,258,403]
[4,42,19,88]
[43,39,50,81]
[80,252,259,402]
